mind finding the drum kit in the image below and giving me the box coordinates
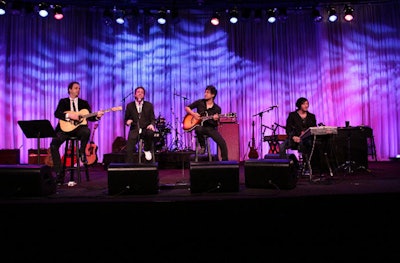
[154,115,171,152]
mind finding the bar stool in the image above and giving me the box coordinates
[62,137,89,184]
[194,135,212,162]
[137,136,155,163]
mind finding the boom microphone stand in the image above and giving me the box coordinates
[252,105,278,158]
[121,90,134,139]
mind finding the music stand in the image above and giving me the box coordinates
[18,120,56,164]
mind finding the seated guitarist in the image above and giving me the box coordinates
[184,85,228,161]
[50,81,104,185]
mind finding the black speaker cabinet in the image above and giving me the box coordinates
[107,163,159,195]
[244,159,298,190]
[0,164,56,197]
[0,149,20,164]
[189,161,240,193]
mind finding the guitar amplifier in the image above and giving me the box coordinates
[220,113,237,123]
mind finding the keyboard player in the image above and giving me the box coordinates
[280,97,317,157]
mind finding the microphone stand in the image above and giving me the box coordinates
[121,90,134,139]
[252,106,276,159]
[173,92,190,150]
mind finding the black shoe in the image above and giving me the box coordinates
[55,172,64,185]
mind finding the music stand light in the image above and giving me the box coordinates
[18,120,56,164]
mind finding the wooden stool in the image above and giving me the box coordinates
[62,137,89,184]
[194,135,212,162]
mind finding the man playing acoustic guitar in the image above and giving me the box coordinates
[184,85,228,161]
[50,81,104,185]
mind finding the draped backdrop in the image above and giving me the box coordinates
[1,2,399,163]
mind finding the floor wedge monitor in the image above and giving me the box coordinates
[0,164,56,197]
[244,158,298,190]
[107,162,159,195]
[189,161,240,193]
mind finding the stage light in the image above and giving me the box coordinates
[53,5,63,20]
[229,8,238,24]
[157,10,167,25]
[311,7,322,22]
[115,10,125,24]
[267,8,276,23]
[0,1,6,15]
[344,5,354,22]
[210,11,220,26]
[328,7,337,22]
[38,2,48,17]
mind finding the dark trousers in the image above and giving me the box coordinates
[194,126,228,161]
[126,128,154,163]
[50,125,90,173]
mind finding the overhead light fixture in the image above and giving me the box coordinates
[210,11,220,26]
[38,2,48,17]
[157,10,167,25]
[328,7,337,22]
[0,1,6,15]
[115,10,125,24]
[311,7,322,22]
[53,5,63,20]
[229,8,238,24]
[267,8,276,24]
[344,5,354,22]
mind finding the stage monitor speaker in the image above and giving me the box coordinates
[0,149,20,164]
[218,123,240,161]
[0,164,56,197]
[244,158,298,190]
[107,162,159,195]
[189,161,240,193]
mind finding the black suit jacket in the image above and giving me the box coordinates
[54,97,96,132]
[124,101,156,131]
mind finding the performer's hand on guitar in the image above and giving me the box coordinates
[212,113,219,121]
[96,110,105,119]
[68,112,80,121]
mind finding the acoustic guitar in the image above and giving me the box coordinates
[182,112,236,132]
[248,121,259,159]
[60,106,122,132]
[85,123,98,165]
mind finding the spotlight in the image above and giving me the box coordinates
[0,1,6,15]
[311,7,322,22]
[53,5,63,20]
[229,8,238,24]
[157,10,167,25]
[344,5,354,22]
[115,11,125,24]
[210,11,220,26]
[38,2,48,18]
[328,7,337,22]
[267,8,276,23]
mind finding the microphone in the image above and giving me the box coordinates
[271,105,278,109]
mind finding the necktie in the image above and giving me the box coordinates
[72,100,77,112]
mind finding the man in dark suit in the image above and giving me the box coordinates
[50,81,104,185]
[125,86,156,162]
